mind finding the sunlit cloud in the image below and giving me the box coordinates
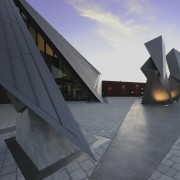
[125,0,144,15]
[67,0,150,50]
[123,0,154,20]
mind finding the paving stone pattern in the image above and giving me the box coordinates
[0,97,136,179]
[150,137,180,180]
[0,132,110,180]
[68,97,137,138]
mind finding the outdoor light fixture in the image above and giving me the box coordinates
[152,90,169,102]
[107,86,112,91]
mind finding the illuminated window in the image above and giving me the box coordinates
[46,43,53,56]
[19,9,93,101]
[37,33,44,52]
[29,25,36,43]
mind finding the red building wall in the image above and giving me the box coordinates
[102,81,145,97]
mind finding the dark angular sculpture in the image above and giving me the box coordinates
[0,0,94,164]
[167,49,180,101]
[141,36,173,104]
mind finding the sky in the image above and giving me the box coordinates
[26,0,180,82]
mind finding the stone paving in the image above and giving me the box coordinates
[0,97,136,179]
[2,97,180,180]
[68,97,136,138]
[0,131,111,180]
[150,137,180,180]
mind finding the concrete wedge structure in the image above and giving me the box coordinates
[0,0,94,158]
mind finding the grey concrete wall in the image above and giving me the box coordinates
[16,108,78,170]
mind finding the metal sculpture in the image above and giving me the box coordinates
[141,36,173,104]
[167,49,180,101]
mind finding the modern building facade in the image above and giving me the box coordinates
[0,0,102,102]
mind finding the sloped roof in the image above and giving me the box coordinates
[15,0,103,102]
[0,0,93,158]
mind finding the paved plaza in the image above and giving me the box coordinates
[91,100,180,180]
[1,97,180,179]
[0,97,136,180]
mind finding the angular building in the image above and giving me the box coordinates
[0,0,101,178]
[1,0,102,102]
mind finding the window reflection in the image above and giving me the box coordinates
[46,43,53,56]
[29,25,36,42]
[37,33,44,52]
[20,12,92,101]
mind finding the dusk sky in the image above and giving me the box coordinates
[26,0,180,82]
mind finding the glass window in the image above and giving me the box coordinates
[63,65,72,81]
[52,65,63,80]
[37,33,44,52]
[29,25,36,43]
[19,10,93,101]
[21,12,28,23]
[46,43,53,56]
[54,53,58,58]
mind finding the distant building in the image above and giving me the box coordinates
[102,81,145,97]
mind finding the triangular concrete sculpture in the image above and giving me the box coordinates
[167,49,180,101]
[141,36,173,104]
[0,0,93,165]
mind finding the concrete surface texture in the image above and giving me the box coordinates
[16,108,78,170]
[0,104,18,134]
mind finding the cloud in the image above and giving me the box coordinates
[124,0,144,15]
[67,0,150,50]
